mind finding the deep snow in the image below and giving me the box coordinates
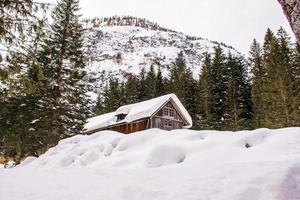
[1,128,300,200]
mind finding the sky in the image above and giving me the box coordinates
[47,0,295,54]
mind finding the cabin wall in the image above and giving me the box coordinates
[109,119,149,134]
[151,102,184,130]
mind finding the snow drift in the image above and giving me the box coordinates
[1,128,300,200]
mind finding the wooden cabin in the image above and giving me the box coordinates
[84,93,192,134]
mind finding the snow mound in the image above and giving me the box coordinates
[1,127,300,200]
[13,127,300,170]
[19,156,37,166]
[145,145,185,168]
[235,128,270,148]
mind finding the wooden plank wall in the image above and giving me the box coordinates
[109,119,149,134]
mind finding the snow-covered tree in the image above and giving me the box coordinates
[38,0,90,141]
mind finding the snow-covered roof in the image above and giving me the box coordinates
[84,93,192,132]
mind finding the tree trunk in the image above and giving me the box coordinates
[278,0,300,43]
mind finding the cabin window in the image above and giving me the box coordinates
[116,114,127,122]
[169,109,174,117]
[163,109,168,116]
[163,106,175,118]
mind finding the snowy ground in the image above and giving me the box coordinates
[1,128,300,200]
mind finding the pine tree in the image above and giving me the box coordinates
[168,51,200,128]
[37,0,90,142]
[290,44,300,125]
[197,53,213,129]
[0,1,48,83]
[155,66,166,96]
[183,71,200,129]
[249,28,300,128]
[0,16,50,161]
[274,27,295,126]
[261,28,295,127]
[168,51,187,101]
[224,54,252,130]
[137,68,147,101]
[249,39,266,127]
[124,74,139,104]
[209,46,229,130]
[102,78,123,113]
[93,94,105,115]
[0,1,36,42]
[119,81,127,106]
[256,29,278,128]
[145,65,157,99]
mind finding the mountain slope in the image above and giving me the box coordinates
[83,16,240,93]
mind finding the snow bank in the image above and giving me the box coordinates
[19,156,37,166]
[145,145,186,167]
[1,127,300,200]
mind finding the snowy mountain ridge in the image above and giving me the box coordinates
[84,16,178,33]
[83,16,240,92]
